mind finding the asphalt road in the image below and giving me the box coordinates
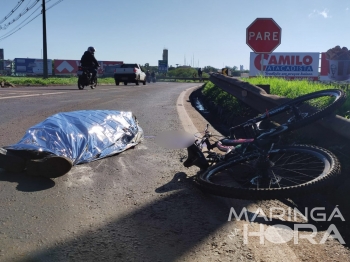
[0,83,244,262]
[1,83,349,262]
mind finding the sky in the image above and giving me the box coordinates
[0,0,349,70]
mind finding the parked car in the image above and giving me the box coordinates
[114,63,146,85]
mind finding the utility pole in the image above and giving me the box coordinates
[42,0,48,78]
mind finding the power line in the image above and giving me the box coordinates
[23,0,36,9]
[0,0,64,42]
[0,0,40,30]
[0,13,41,41]
[0,5,42,39]
[4,0,54,37]
[0,0,25,24]
[46,0,62,11]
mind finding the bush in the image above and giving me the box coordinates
[202,81,252,117]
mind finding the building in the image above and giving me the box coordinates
[162,49,168,63]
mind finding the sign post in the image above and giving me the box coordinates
[158,60,168,74]
[246,18,282,76]
[0,49,4,71]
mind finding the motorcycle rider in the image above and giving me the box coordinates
[151,71,156,82]
[146,70,151,82]
[198,67,203,81]
[80,46,100,84]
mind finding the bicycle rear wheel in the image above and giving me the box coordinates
[232,89,346,137]
[195,145,340,200]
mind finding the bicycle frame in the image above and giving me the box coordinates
[187,120,283,172]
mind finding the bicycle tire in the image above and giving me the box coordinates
[233,89,346,137]
[195,145,341,200]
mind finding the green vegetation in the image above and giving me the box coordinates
[154,67,210,82]
[167,67,209,78]
[202,77,350,118]
[0,77,14,86]
[243,76,350,117]
[202,81,252,117]
[1,66,211,85]
[243,75,338,98]
[0,76,115,86]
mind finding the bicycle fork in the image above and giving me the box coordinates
[250,143,280,187]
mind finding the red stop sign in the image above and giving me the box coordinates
[246,18,281,53]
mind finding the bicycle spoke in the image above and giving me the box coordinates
[271,152,286,165]
[280,176,309,185]
[272,166,321,179]
[271,170,281,188]
[274,156,322,166]
[273,166,323,173]
[278,175,317,182]
[275,156,314,165]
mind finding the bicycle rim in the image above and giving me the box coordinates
[195,145,340,200]
[254,89,346,131]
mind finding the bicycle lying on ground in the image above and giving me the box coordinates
[183,89,347,200]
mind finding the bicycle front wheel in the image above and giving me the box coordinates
[195,145,340,200]
[254,89,346,132]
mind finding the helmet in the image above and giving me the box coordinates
[87,46,96,54]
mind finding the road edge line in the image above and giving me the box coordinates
[176,85,202,134]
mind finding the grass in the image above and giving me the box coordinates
[242,76,350,117]
[202,81,252,117]
[243,75,348,98]
[0,76,115,86]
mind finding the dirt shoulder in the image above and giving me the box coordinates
[178,85,350,262]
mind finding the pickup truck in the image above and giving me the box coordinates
[103,65,121,78]
[114,63,147,85]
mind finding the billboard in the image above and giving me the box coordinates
[54,60,123,75]
[249,52,319,80]
[14,58,52,75]
[0,49,3,71]
[320,46,350,82]
[158,60,168,73]
[99,61,123,75]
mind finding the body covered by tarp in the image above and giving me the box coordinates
[5,110,143,165]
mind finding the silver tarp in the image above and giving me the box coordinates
[5,110,143,165]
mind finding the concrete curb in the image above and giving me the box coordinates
[176,85,202,135]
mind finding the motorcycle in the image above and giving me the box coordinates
[77,65,98,90]
[146,75,151,83]
[151,76,156,83]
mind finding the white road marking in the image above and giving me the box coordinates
[0,89,30,94]
[0,91,68,100]
[2,92,31,94]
